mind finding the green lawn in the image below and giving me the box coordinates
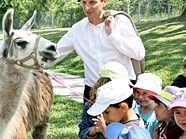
[0,17,186,138]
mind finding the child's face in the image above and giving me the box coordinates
[103,106,125,124]
[133,88,154,107]
[154,101,171,121]
[174,107,186,131]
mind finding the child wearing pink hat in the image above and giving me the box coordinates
[148,86,183,139]
[169,88,186,139]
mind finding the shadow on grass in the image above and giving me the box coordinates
[139,18,186,85]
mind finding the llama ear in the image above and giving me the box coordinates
[2,8,14,38]
[21,10,36,31]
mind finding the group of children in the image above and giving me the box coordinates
[78,56,186,139]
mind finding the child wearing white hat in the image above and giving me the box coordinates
[133,73,161,137]
[78,61,134,139]
[87,80,151,139]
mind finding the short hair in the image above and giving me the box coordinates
[109,95,134,109]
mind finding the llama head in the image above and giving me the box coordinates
[0,9,58,70]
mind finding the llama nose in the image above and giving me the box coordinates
[47,45,56,52]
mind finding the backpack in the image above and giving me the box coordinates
[104,10,145,77]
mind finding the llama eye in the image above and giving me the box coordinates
[16,41,28,49]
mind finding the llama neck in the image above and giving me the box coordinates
[0,59,30,134]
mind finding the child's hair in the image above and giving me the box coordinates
[183,56,186,68]
[89,77,111,102]
[156,120,183,139]
[109,95,134,108]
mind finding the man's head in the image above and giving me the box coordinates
[81,0,107,24]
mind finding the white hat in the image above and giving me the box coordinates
[87,80,133,116]
[100,61,133,86]
[134,73,162,93]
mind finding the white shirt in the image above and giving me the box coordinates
[56,15,145,87]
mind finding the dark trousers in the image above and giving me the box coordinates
[83,85,91,104]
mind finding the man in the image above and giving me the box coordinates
[52,0,145,103]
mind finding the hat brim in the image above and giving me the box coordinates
[148,94,171,107]
[169,100,186,109]
[106,122,126,139]
[87,102,109,116]
[110,78,134,87]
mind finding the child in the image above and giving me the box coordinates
[172,56,186,87]
[78,61,133,139]
[133,73,161,137]
[148,86,183,139]
[169,88,186,139]
[87,79,151,139]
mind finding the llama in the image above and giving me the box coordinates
[0,9,58,139]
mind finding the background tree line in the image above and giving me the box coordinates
[0,0,185,28]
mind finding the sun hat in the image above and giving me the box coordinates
[169,88,186,109]
[149,86,180,107]
[100,61,133,86]
[133,73,162,94]
[87,80,133,116]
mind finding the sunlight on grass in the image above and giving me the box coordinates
[141,19,186,86]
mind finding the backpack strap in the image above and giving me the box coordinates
[104,10,139,36]
[103,10,145,78]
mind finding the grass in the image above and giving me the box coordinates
[0,17,186,138]
[138,18,186,86]
[47,96,82,138]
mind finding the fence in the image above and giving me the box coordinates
[0,3,182,30]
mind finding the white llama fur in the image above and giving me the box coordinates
[0,9,58,139]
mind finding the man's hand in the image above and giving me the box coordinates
[104,16,115,35]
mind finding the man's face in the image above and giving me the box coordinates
[81,0,105,20]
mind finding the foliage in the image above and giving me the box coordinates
[0,0,185,28]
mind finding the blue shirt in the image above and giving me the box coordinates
[78,102,105,139]
[106,122,151,139]
[134,105,158,137]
